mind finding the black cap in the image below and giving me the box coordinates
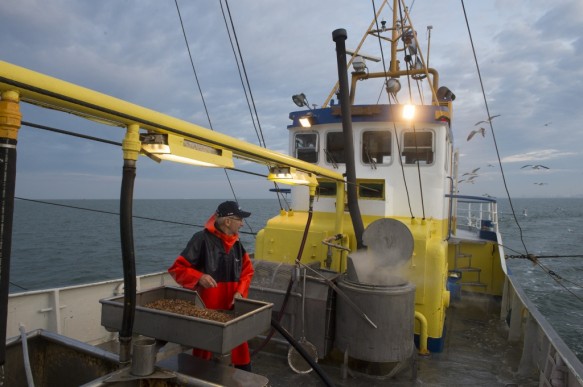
[216,201,251,218]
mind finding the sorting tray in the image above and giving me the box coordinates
[100,286,272,354]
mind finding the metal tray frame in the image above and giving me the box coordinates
[100,286,272,354]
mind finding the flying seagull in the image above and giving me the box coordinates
[533,182,548,185]
[543,122,552,127]
[475,114,501,126]
[521,164,549,170]
[467,127,485,141]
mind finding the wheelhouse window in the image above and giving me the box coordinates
[316,180,337,197]
[401,131,434,165]
[294,132,318,163]
[358,179,385,199]
[325,132,345,164]
[362,131,391,165]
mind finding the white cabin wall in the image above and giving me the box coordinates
[287,122,451,220]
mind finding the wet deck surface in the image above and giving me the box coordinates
[249,294,539,386]
[97,293,540,386]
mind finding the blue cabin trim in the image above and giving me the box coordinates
[288,104,450,128]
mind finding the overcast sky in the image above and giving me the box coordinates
[1,0,582,199]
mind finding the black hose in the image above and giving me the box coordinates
[119,161,137,363]
[333,28,365,249]
[0,138,17,368]
[270,318,336,387]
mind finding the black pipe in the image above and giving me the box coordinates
[270,318,336,387]
[119,160,137,364]
[0,138,17,370]
[332,28,365,249]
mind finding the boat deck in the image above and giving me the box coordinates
[111,292,535,386]
[247,292,538,386]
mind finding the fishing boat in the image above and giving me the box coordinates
[2,1,582,386]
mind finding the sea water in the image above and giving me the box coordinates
[9,197,583,361]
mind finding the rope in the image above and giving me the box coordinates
[460,0,529,254]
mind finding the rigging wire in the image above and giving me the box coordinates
[503,245,583,302]
[460,0,528,253]
[8,196,255,292]
[219,0,266,149]
[13,196,257,236]
[370,0,415,218]
[22,121,121,146]
[219,0,290,211]
[19,121,276,237]
[175,0,257,223]
[174,0,214,131]
[459,2,583,305]
[397,0,426,219]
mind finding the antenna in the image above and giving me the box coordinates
[346,49,381,62]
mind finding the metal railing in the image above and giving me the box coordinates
[446,194,498,238]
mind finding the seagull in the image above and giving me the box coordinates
[467,127,485,141]
[521,164,549,170]
[533,182,548,185]
[543,122,552,127]
[475,114,501,126]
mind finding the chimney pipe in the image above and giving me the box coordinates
[332,28,365,250]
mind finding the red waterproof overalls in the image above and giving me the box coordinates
[168,214,254,366]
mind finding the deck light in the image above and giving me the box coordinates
[292,93,309,108]
[386,78,401,94]
[403,104,415,120]
[267,166,317,186]
[140,133,234,168]
[298,113,315,128]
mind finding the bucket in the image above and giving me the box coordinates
[131,338,157,376]
[447,271,462,301]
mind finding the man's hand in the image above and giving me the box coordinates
[231,292,243,307]
[199,274,217,288]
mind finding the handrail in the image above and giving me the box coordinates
[0,60,344,184]
[445,194,497,203]
[446,194,498,236]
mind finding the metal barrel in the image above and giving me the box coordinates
[335,275,415,363]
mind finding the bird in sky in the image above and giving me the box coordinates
[521,164,549,170]
[533,182,548,185]
[475,114,501,126]
[467,127,485,141]
[543,122,552,127]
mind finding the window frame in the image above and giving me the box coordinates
[361,130,392,166]
[294,132,319,164]
[400,129,435,166]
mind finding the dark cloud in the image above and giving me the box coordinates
[1,0,582,198]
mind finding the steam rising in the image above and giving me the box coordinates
[347,218,414,286]
[348,250,408,286]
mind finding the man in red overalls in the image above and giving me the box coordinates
[168,201,255,371]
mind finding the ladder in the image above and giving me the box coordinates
[453,244,487,289]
